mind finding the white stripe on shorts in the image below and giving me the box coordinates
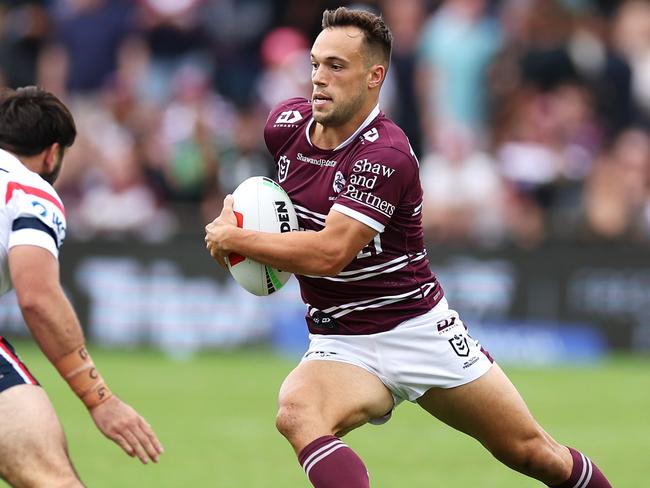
[0,344,34,384]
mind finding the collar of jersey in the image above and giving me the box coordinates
[0,148,26,174]
[305,104,380,152]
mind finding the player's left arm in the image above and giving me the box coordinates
[205,196,376,277]
[9,245,164,463]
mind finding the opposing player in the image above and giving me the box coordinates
[205,7,612,487]
[0,86,163,488]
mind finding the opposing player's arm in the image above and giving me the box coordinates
[9,245,85,360]
[205,196,376,276]
[8,245,163,463]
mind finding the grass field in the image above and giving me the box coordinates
[4,341,649,487]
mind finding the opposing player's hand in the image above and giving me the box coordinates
[89,395,164,464]
[205,194,237,269]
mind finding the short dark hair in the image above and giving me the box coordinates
[0,86,76,157]
[321,7,392,69]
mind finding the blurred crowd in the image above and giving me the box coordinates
[1,0,650,248]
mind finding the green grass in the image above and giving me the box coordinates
[5,342,649,487]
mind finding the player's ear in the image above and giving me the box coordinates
[367,64,385,89]
[43,143,60,171]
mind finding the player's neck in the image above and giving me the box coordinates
[311,103,376,150]
[15,153,45,175]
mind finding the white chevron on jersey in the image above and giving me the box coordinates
[306,251,428,282]
[307,282,438,319]
[294,204,327,227]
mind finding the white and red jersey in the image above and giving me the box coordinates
[264,98,443,335]
[0,149,66,296]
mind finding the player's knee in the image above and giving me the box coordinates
[275,403,303,440]
[275,399,316,442]
[490,433,565,479]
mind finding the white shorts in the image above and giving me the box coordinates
[301,298,493,423]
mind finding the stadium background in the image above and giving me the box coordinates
[0,0,649,486]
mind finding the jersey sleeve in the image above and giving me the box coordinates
[332,147,416,233]
[264,97,310,159]
[6,182,67,258]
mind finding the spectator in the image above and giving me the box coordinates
[417,0,502,149]
[0,0,50,88]
[579,127,650,241]
[420,123,505,246]
[380,0,427,157]
[54,0,135,94]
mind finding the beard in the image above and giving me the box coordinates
[313,91,366,127]
[41,150,63,184]
[41,164,61,184]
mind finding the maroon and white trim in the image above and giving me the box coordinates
[307,251,428,282]
[305,105,380,151]
[307,281,438,319]
[300,437,346,477]
[572,452,593,488]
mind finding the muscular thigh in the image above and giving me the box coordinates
[0,385,79,487]
[417,364,543,452]
[279,359,394,438]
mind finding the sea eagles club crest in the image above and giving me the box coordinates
[278,155,290,182]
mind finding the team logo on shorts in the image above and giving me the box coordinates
[448,334,470,357]
[436,317,456,333]
[278,155,290,182]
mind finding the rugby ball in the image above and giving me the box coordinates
[227,176,299,296]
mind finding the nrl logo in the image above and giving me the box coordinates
[278,155,291,182]
[276,110,302,124]
[448,334,470,357]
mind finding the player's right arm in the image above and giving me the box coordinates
[8,245,164,464]
[205,194,377,276]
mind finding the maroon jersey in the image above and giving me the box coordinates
[264,98,443,335]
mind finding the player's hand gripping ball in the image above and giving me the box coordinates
[226,176,299,296]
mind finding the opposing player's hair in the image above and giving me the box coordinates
[321,6,392,70]
[0,86,76,157]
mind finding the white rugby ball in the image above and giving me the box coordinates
[227,176,299,296]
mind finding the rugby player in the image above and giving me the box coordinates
[205,7,612,487]
[0,86,163,488]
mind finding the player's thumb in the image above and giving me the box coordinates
[221,194,234,213]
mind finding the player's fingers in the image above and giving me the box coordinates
[112,433,136,458]
[139,418,165,456]
[122,428,150,464]
[209,246,228,269]
[130,424,160,463]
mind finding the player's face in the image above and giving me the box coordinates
[310,27,371,127]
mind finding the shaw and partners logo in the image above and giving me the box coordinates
[341,158,397,217]
[275,110,302,125]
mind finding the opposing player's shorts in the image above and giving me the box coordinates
[301,298,493,422]
[0,336,39,393]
